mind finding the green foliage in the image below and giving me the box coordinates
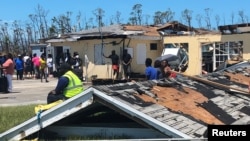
[0,105,36,133]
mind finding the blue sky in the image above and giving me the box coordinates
[0,0,249,28]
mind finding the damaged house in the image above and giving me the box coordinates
[38,21,250,78]
[0,59,250,141]
[1,22,250,140]
[44,24,162,80]
[1,66,250,140]
[157,21,250,76]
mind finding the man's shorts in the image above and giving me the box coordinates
[112,65,119,71]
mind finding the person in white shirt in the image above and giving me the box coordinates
[47,54,53,76]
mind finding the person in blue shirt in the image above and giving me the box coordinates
[0,54,6,65]
[145,58,158,80]
[0,54,6,75]
[15,55,24,80]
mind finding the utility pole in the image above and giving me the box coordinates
[98,15,104,64]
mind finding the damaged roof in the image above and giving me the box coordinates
[92,72,250,137]
[46,24,161,43]
[219,23,250,34]
[157,21,220,35]
[1,67,250,140]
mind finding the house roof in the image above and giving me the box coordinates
[157,21,220,35]
[1,68,250,140]
[46,21,229,43]
[157,21,190,30]
[46,24,161,43]
[219,23,250,34]
[123,25,160,36]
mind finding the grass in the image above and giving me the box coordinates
[0,105,130,140]
[0,105,36,133]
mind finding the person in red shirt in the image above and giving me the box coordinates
[2,53,15,93]
[160,65,177,79]
[32,53,41,79]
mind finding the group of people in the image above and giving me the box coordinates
[145,58,177,80]
[103,49,177,81]
[19,53,51,83]
[0,49,177,106]
[46,50,86,104]
[103,49,132,80]
[55,51,83,81]
[48,49,178,105]
[0,50,84,104]
[0,51,85,106]
[0,52,54,93]
[49,49,132,105]
[11,53,54,82]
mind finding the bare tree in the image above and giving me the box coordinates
[153,11,163,25]
[93,8,105,27]
[128,17,136,25]
[215,14,220,29]
[162,8,175,23]
[0,22,11,53]
[230,12,235,24]
[204,8,212,30]
[223,14,226,25]
[130,4,143,25]
[75,11,82,31]
[109,15,114,25]
[196,14,203,28]
[48,24,58,37]
[115,11,122,24]
[238,10,245,23]
[246,16,249,23]
[181,9,193,31]
[12,20,26,54]
[35,4,49,38]
[144,14,150,25]
[25,23,33,52]
[87,17,95,29]
[83,15,88,30]
[52,11,73,34]
[29,14,39,42]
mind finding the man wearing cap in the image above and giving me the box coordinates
[47,63,84,104]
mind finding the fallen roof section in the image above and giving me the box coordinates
[0,71,250,140]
